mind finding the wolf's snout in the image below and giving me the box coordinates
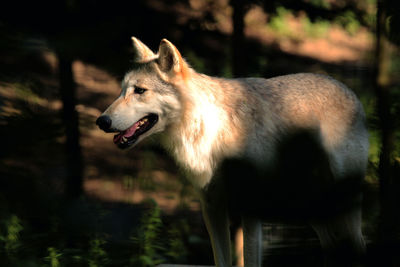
[96,115,112,132]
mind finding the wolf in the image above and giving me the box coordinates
[96,37,369,267]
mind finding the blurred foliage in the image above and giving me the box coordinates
[0,215,23,257]
[267,3,366,41]
[184,50,207,74]
[269,6,293,38]
[0,197,192,266]
[130,200,164,267]
[166,219,189,262]
[44,247,62,267]
[88,236,109,267]
[334,10,361,35]
[308,0,331,9]
[301,16,330,38]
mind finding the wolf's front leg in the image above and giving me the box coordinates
[200,185,232,267]
[243,216,263,267]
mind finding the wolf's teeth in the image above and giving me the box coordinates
[122,137,127,142]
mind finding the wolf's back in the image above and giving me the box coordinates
[242,73,366,146]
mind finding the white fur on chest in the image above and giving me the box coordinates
[166,90,232,188]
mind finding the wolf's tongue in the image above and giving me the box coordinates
[113,121,140,144]
[125,122,140,137]
[113,134,122,144]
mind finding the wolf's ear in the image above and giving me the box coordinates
[157,39,188,76]
[131,37,156,63]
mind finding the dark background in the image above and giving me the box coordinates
[0,0,400,266]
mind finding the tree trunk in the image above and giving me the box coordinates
[58,54,83,198]
[231,0,247,77]
[374,5,400,264]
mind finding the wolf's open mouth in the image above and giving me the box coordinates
[113,114,158,149]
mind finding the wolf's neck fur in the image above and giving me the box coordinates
[163,72,247,188]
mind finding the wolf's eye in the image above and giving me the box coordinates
[134,87,147,94]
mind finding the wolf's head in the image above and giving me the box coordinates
[96,37,189,149]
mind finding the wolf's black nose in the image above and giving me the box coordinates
[96,115,112,131]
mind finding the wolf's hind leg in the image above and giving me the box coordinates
[311,208,365,267]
